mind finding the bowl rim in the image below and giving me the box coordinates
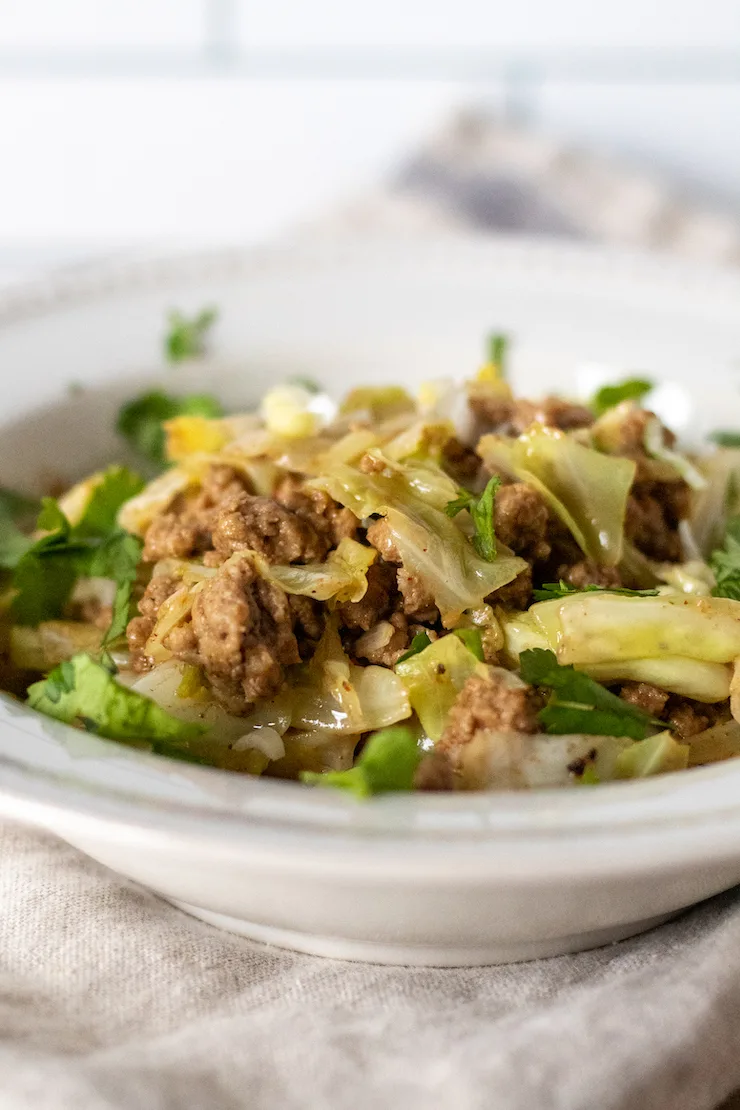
[3,232,740,853]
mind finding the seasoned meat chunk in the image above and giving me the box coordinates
[618,682,670,718]
[414,747,455,792]
[143,466,249,562]
[441,437,482,485]
[190,558,322,713]
[626,480,689,563]
[274,475,358,548]
[126,574,180,672]
[555,559,623,590]
[471,395,594,436]
[487,565,533,610]
[439,671,542,753]
[664,696,728,740]
[336,559,396,631]
[365,518,439,623]
[352,611,411,667]
[212,492,327,565]
[493,482,551,563]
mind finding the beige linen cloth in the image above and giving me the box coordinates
[5,113,740,1110]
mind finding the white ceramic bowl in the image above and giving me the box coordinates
[3,235,740,966]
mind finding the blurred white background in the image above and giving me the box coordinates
[0,0,738,265]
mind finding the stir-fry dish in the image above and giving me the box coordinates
[4,311,740,796]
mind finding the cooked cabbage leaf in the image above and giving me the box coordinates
[519,648,663,740]
[288,620,411,733]
[301,724,422,798]
[509,592,740,667]
[396,633,488,741]
[643,415,706,491]
[614,731,689,777]
[313,459,527,625]
[478,425,635,565]
[28,653,205,744]
[257,538,376,604]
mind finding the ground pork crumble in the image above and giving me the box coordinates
[121,387,718,782]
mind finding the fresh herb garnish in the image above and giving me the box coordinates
[709,431,740,448]
[532,580,660,603]
[488,333,508,377]
[452,627,485,661]
[710,516,740,600]
[301,725,422,798]
[591,377,653,417]
[117,390,224,468]
[10,468,144,630]
[165,306,217,363]
[396,631,433,664]
[287,376,321,394]
[445,475,501,562]
[519,647,663,740]
[0,488,41,570]
[28,653,205,744]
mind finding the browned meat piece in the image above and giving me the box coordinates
[365,518,440,623]
[126,574,180,672]
[143,466,249,562]
[336,559,397,631]
[441,437,482,485]
[274,474,358,548]
[397,567,438,621]
[439,671,542,753]
[487,565,533,610]
[555,559,624,589]
[493,482,551,563]
[414,747,455,791]
[190,558,322,713]
[288,594,325,655]
[352,611,411,667]
[471,395,593,436]
[212,492,328,565]
[626,480,689,563]
[665,696,728,740]
[619,682,670,718]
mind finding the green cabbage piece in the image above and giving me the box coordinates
[506,591,740,667]
[27,654,205,744]
[395,633,488,741]
[615,731,689,778]
[313,457,527,626]
[478,425,635,566]
[301,724,422,798]
[288,620,411,733]
[256,538,376,604]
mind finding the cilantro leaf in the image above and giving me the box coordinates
[74,468,144,538]
[452,627,484,661]
[519,647,663,740]
[445,475,501,562]
[28,653,205,744]
[10,468,145,627]
[709,431,740,448]
[710,516,740,600]
[396,631,433,664]
[165,306,217,363]
[591,377,653,417]
[0,487,40,569]
[301,725,422,798]
[488,333,508,377]
[117,390,224,467]
[89,532,144,647]
[532,580,659,603]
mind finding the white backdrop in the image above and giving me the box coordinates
[0,0,738,256]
